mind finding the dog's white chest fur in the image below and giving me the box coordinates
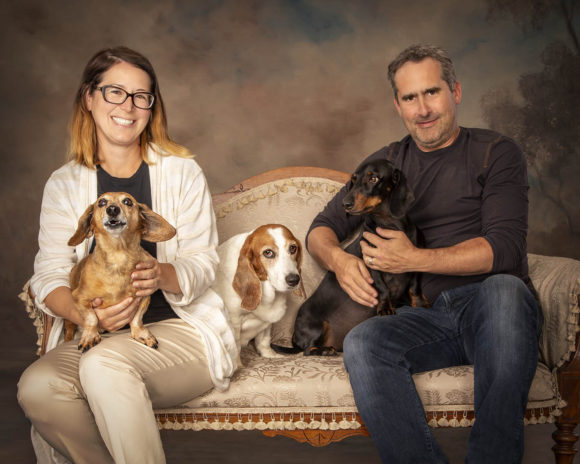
[238,284,287,346]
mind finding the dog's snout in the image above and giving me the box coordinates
[106,204,121,217]
[342,197,354,211]
[286,273,300,287]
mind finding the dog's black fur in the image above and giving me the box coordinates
[272,159,428,356]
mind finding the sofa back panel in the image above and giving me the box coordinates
[213,176,346,345]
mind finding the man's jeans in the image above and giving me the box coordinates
[343,274,542,464]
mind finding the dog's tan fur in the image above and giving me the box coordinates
[66,192,176,352]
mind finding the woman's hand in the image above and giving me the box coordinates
[131,258,181,296]
[92,296,142,333]
[132,259,182,296]
[131,259,162,297]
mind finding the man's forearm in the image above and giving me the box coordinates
[414,237,493,276]
[307,226,347,273]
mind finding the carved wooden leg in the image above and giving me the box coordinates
[552,422,578,464]
[553,311,580,464]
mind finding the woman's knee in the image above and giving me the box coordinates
[78,343,143,400]
[18,359,68,421]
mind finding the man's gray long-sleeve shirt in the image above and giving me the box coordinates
[307,127,532,304]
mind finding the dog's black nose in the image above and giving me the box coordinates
[286,273,300,287]
[106,205,120,217]
[342,197,354,211]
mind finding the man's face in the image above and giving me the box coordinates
[393,57,462,152]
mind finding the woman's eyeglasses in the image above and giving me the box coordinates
[96,85,155,110]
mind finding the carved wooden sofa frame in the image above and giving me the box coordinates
[22,167,580,463]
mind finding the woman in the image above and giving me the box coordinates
[17,46,237,464]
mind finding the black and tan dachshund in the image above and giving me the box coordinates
[272,159,428,356]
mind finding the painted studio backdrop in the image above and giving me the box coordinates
[1,0,579,341]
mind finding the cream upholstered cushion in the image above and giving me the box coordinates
[181,346,556,416]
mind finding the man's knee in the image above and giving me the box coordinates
[343,317,402,372]
[473,275,541,363]
[343,321,369,369]
[479,275,540,327]
[481,274,532,305]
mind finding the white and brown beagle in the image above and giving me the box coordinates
[213,224,305,364]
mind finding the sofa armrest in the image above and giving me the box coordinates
[528,253,580,370]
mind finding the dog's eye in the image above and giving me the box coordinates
[122,198,133,207]
[263,249,276,259]
[98,199,107,207]
[368,176,379,184]
[289,244,297,255]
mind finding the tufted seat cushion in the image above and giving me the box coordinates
[176,346,557,427]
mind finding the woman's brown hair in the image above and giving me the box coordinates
[67,46,191,167]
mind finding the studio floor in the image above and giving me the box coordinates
[2,347,577,463]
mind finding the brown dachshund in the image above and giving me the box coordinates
[272,159,428,356]
[66,192,176,352]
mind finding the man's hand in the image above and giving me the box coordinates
[360,228,418,274]
[307,226,378,307]
[333,251,378,308]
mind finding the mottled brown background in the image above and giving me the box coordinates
[1,0,579,349]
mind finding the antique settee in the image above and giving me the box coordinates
[22,166,580,463]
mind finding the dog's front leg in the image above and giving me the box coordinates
[74,297,102,352]
[129,296,158,349]
[370,269,394,316]
[254,327,283,358]
[230,312,244,368]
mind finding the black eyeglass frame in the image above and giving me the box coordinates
[95,85,155,110]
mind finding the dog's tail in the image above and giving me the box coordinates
[270,342,303,355]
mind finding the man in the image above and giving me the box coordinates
[305,44,542,463]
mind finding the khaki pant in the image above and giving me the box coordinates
[17,318,214,464]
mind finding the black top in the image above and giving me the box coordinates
[307,127,531,303]
[94,161,175,324]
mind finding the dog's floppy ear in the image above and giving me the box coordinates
[293,241,307,299]
[138,203,176,242]
[233,236,264,310]
[68,203,95,246]
[389,169,415,219]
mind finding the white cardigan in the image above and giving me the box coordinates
[30,148,237,391]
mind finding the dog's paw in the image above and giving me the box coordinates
[260,350,285,358]
[304,346,338,356]
[78,332,102,352]
[131,327,159,349]
[136,334,159,349]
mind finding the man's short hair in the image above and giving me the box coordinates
[387,44,457,100]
